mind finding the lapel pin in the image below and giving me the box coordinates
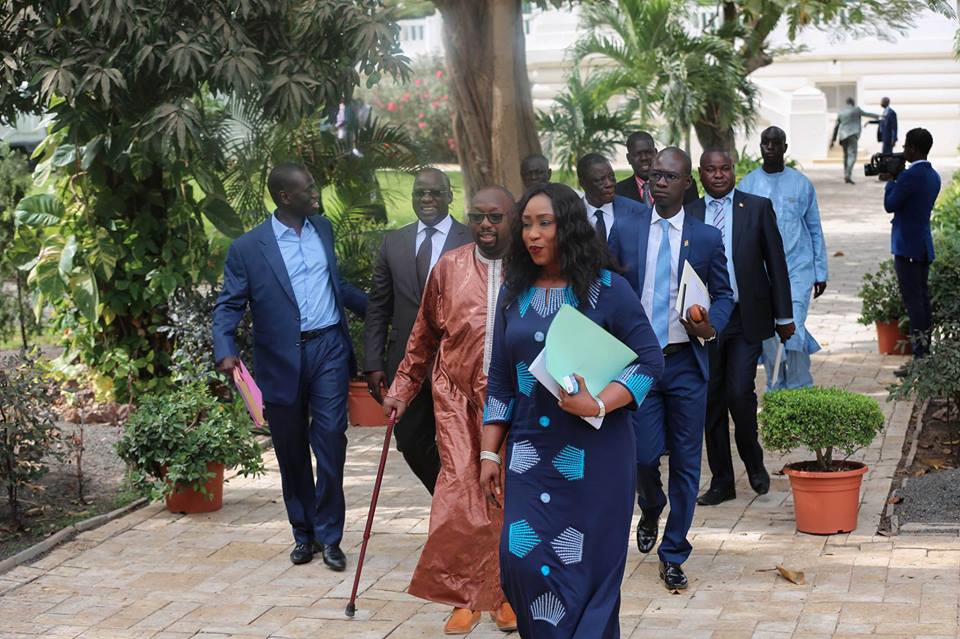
[683,239,689,247]
[738,202,745,208]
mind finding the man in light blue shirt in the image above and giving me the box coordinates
[272,214,341,332]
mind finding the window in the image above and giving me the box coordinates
[815,83,857,111]
[401,24,425,42]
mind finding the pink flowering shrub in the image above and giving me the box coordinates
[367,57,457,163]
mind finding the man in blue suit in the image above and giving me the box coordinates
[882,127,941,359]
[610,148,734,591]
[871,97,898,155]
[577,153,646,246]
[213,163,367,569]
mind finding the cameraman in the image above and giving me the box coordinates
[880,128,941,360]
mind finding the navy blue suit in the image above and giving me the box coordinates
[610,205,734,565]
[878,108,898,154]
[885,161,941,356]
[213,213,367,546]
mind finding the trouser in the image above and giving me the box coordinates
[393,380,440,494]
[634,346,706,565]
[894,255,932,358]
[840,136,858,180]
[704,307,766,492]
[762,337,813,390]
[263,326,350,546]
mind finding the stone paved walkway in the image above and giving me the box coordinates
[2,169,959,639]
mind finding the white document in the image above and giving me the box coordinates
[675,260,711,345]
[530,348,603,430]
[769,341,784,388]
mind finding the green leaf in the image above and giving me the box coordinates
[52,144,77,169]
[88,229,119,280]
[200,196,243,238]
[59,235,77,278]
[70,267,100,325]
[14,194,66,227]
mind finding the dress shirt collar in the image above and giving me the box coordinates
[704,189,735,206]
[651,207,684,232]
[272,212,314,239]
[582,198,614,217]
[417,213,453,236]
[910,159,930,166]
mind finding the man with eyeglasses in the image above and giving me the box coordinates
[363,168,471,495]
[616,131,700,207]
[382,186,518,634]
[609,148,734,591]
[577,152,646,246]
[687,149,793,507]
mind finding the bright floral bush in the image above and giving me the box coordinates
[366,56,457,164]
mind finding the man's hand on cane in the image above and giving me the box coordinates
[382,396,407,421]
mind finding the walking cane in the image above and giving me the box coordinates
[345,409,396,618]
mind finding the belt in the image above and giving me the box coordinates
[299,324,338,343]
[662,342,691,357]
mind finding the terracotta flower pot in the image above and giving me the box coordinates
[783,461,867,535]
[348,380,387,427]
[164,462,225,514]
[875,321,912,355]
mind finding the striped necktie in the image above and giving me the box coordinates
[711,198,726,242]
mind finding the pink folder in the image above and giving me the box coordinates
[232,360,265,427]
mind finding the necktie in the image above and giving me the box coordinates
[641,180,653,206]
[653,219,672,349]
[416,226,437,293]
[711,198,726,243]
[594,210,607,242]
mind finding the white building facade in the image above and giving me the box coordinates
[397,7,960,163]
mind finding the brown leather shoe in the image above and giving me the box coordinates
[443,608,481,635]
[491,602,518,632]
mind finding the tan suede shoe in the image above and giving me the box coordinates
[443,608,481,635]
[491,602,518,632]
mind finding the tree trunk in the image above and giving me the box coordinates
[15,272,29,352]
[435,0,542,199]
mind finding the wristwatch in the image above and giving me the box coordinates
[594,396,606,419]
[705,328,718,342]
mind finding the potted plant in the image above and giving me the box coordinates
[327,194,389,427]
[759,387,885,535]
[857,259,911,355]
[116,380,264,514]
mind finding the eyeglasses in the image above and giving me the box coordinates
[648,170,689,183]
[413,188,449,199]
[467,212,505,224]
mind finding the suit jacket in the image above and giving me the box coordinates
[884,161,941,262]
[877,107,898,146]
[363,217,471,380]
[609,206,735,380]
[603,195,648,249]
[615,175,700,207]
[212,214,368,406]
[687,191,793,343]
[833,105,879,142]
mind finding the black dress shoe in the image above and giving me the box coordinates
[319,543,346,572]
[749,468,770,495]
[290,542,314,565]
[636,513,658,554]
[659,560,688,591]
[696,486,736,506]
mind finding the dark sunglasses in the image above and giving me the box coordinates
[648,170,689,183]
[467,212,505,224]
[413,188,449,199]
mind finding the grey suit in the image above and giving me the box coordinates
[362,216,471,492]
[832,105,880,181]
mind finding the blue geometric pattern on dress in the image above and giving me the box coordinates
[585,269,613,309]
[483,397,514,423]
[614,365,655,405]
[562,287,578,308]
[509,440,540,474]
[517,287,536,318]
[550,527,584,565]
[552,445,585,481]
[525,288,565,317]
[530,591,566,627]
[516,361,535,397]
[508,519,541,558]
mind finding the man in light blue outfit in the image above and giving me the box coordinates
[739,127,828,389]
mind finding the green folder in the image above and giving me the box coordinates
[545,304,638,396]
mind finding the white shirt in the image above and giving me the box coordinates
[583,199,615,240]
[415,214,453,275]
[641,208,688,345]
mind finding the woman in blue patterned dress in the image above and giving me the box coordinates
[479,183,663,638]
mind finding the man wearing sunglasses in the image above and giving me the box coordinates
[363,168,471,495]
[382,186,518,634]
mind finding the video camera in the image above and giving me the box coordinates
[864,152,906,178]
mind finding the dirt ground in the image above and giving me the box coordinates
[893,399,960,525]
